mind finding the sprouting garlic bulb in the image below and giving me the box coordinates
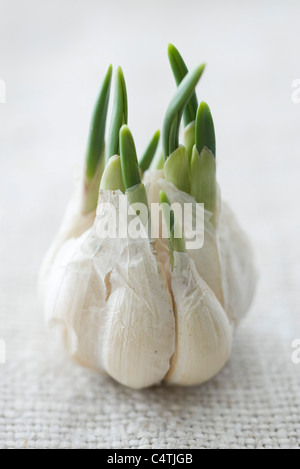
[40,47,257,389]
[42,168,256,389]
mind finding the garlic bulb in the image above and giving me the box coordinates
[40,45,257,389]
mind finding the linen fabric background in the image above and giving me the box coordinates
[0,0,299,449]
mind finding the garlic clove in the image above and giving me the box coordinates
[96,191,175,389]
[44,229,107,372]
[217,202,257,324]
[100,245,175,389]
[165,251,233,386]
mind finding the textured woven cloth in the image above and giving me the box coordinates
[1,0,300,449]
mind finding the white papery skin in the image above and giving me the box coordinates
[44,190,175,389]
[39,159,105,297]
[39,179,96,298]
[165,252,233,386]
[217,202,257,323]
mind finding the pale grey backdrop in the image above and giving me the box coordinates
[0,0,299,448]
